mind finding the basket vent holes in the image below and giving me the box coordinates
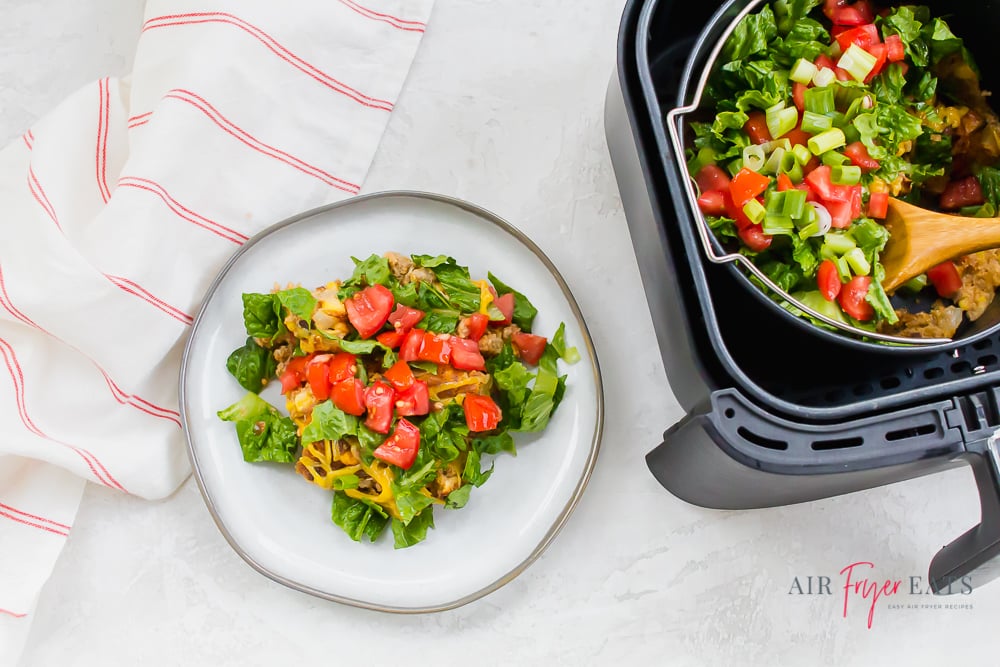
[737,427,788,451]
[811,436,863,451]
[885,423,936,442]
[924,367,944,380]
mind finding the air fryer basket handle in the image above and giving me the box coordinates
[929,436,1000,594]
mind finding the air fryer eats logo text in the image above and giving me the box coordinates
[788,561,973,628]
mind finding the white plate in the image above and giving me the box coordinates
[180,191,603,612]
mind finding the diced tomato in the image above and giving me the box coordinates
[286,354,314,379]
[730,168,771,207]
[330,378,365,416]
[493,293,515,326]
[795,183,818,202]
[383,359,415,391]
[695,164,731,193]
[817,260,842,302]
[825,0,874,25]
[815,54,837,71]
[865,43,888,82]
[885,34,905,62]
[738,224,773,252]
[387,305,424,334]
[449,336,486,371]
[512,332,548,366]
[843,142,880,171]
[377,330,406,348]
[327,352,357,384]
[839,276,874,321]
[826,199,854,228]
[849,185,863,219]
[395,380,429,417]
[940,176,985,210]
[418,332,452,365]
[399,328,425,362]
[805,166,837,200]
[868,191,889,219]
[803,156,822,176]
[835,23,880,52]
[363,381,395,434]
[373,418,420,470]
[927,262,963,298]
[345,285,395,339]
[460,312,489,341]
[835,67,852,81]
[697,190,727,216]
[279,370,301,394]
[463,394,503,432]
[305,355,332,401]
[723,189,755,229]
[897,61,910,77]
[744,111,772,145]
[777,173,795,192]
[792,82,807,113]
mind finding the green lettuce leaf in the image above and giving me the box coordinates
[976,166,1000,210]
[474,432,517,457]
[393,484,436,525]
[275,287,316,323]
[488,272,539,332]
[418,309,461,334]
[242,292,283,340]
[391,505,434,548]
[331,493,389,543]
[881,6,929,67]
[344,254,392,289]
[417,403,468,463]
[722,3,777,61]
[337,338,398,368]
[866,263,899,324]
[301,401,358,444]
[444,484,472,509]
[225,337,276,393]
[761,261,804,293]
[431,260,482,314]
[517,368,560,433]
[462,448,494,487]
[218,392,298,463]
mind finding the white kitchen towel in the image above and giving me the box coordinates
[0,0,433,662]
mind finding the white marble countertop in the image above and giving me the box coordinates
[6,0,999,664]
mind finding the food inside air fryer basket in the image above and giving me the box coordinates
[687,0,1000,339]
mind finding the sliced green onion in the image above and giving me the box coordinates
[812,67,837,88]
[781,160,804,183]
[828,41,843,59]
[837,44,878,83]
[808,128,847,155]
[727,159,744,177]
[844,247,871,276]
[743,198,767,224]
[801,111,833,135]
[804,86,835,115]
[763,147,786,174]
[792,144,813,166]
[843,125,862,145]
[781,188,807,219]
[902,275,929,292]
[831,164,862,185]
[766,106,799,141]
[835,256,853,282]
[762,214,794,235]
[808,202,832,236]
[829,111,847,129]
[797,221,821,239]
[822,151,850,167]
[819,243,839,261]
[824,232,857,255]
[762,138,792,154]
[790,58,818,85]
[767,101,786,114]
[743,144,766,172]
[687,147,717,177]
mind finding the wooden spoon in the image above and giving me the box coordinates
[880,197,1000,293]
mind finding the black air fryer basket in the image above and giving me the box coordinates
[605,0,1000,591]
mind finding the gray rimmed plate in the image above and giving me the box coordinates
[179,191,603,612]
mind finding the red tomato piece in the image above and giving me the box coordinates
[418,332,452,365]
[744,111,772,145]
[777,173,795,192]
[940,176,984,210]
[305,355,332,401]
[834,67,852,82]
[695,164,731,193]
[330,378,366,416]
[493,293,515,326]
[512,332,548,366]
[400,328,425,362]
[738,224,773,252]
[803,156,822,176]
[792,82,807,113]
[868,191,889,219]
[364,381,395,434]
[843,142,880,171]
[383,359,415,391]
[826,199,854,228]
[730,168,771,207]
[817,260,842,302]
[834,23,879,52]
[460,312,490,341]
[327,352,357,384]
[785,129,813,150]
[373,418,420,470]
[279,370,301,394]
[849,185,863,219]
[450,336,486,371]
[864,43,888,82]
[345,285,395,339]
[885,34,905,62]
[927,262,963,298]
[395,380,429,417]
[697,190,727,216]
[377,330,406,349]
[286,354,314,379]
[723,190,755,230]
[839,276,874,321]
[795,183,818,202]
[387,305,425,334]
[815,54,837,71]
[463,394,503,432]
[825,0,874,25]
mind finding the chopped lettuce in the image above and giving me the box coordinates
[301,401,358,445]
[217,392,299,463]
[488,272,539,332]
[331,493,389,543]
[225,337,277,393]
[274,287,315,323]
[241,292,283,340]
[391,506,434,549]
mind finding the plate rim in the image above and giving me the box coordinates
[178,190,604,613]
